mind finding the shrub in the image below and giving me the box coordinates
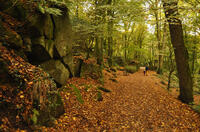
[124,65,138,73]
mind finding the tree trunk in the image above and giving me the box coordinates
[95,37,103,65]
[158,20,167,74]
[167,70,173,91]
[163,1,193,103]
[107,0,113,67]
[155,0,163,74]
[124,34,127,61]
[191,26,197,77]
[167,47,175,91]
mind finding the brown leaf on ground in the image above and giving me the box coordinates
[39,70,200,131]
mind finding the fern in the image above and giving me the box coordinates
[37,0,71,16]
[45,7,63,16]
[71,84,84,104]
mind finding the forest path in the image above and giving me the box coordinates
[45,70,200,131]
[99,70,200,131]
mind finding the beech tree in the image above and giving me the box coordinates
[162,0,193,103]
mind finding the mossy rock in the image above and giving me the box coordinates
[81,62,102,79]
[40,60,70,86]
[37,92,64,126]
[63,53,74,77]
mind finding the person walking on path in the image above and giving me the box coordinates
[143,67,146,76]
[145,66,149,76]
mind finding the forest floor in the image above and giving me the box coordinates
[39,70,200,131]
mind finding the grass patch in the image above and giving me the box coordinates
[71,84,84,104]
[160,80,167,85]
[191,104,200,113]
[96,91,103,101]
[124,65,138,73]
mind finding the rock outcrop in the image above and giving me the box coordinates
[0,0,73,126]
[0,1,73,87]
[0,46,64,126]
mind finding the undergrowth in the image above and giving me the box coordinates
[124,65,138,73]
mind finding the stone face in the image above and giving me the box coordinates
[0,2,74,126]
[63,53,74,76]
[0,46,64,126]
[0,4,74,83]
[43,15,54,40]
[28,44,52,64]
[53,9,73,57]
[40,60,70,85]
[73,58,83,77]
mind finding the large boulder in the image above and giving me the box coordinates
[63,53,74,77]
[0,46,64,126]
[53,8,73,58]
[40,60,70,86]
[28,14,54,59]
[0,1,74,85]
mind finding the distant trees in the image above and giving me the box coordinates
[70,0,198,103]
[70,0,145,66]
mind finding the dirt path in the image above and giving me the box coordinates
[44,71,200,131]
[97,70,200,131]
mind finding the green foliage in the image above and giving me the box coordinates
[124,65,138,73]
[71,84,84,104]
[31,108,39,125]
[96,91,103,101]
[160,80,167,85]
[48,92,63,108]
[191,104,200,113]
[37,0,71,16]
[84,84,92,92]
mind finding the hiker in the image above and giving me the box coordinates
[143,67,146,76]
[145,66,149,76]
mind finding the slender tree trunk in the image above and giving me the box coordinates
[155,0,163,74]
[167,46,175,91]
[159,21,167,73]
[107,0,113,67]
[163,1,193,103]
[167,70,173,91]
[124,34,127,61]
[95,37,103,65]
[191,25,197,77]
[191,40,196,77]
[93,0,105,66]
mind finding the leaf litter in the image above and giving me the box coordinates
[1,65,200,131]
[38,70,200,131]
